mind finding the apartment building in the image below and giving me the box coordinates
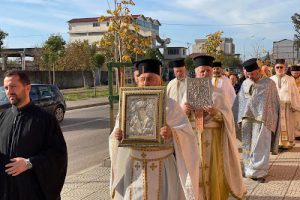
[163,47,187,60]
[192,37,235,55]
[68,15,160,45]
[272,39,299,65]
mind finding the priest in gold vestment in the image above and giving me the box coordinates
[185,55,246,200]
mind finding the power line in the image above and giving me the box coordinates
[161,21,291,27]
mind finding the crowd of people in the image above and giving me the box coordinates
[110,56,300,200]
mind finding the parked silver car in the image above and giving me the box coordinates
[0,84,66,122]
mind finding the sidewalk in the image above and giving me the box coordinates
[62,140,300,199]
[62,98,300,199]
[66,97,109,110]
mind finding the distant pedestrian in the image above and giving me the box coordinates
[0,70,68,200]
[229,74,239,94]
[235,68,247,93]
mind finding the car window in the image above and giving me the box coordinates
[39,86,54,99]
[0,87,8,103]
[30,86,39,101]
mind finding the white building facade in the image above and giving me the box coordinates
[68,15,160,46]
[272,39,299,65]
[163,47,187,60]
[192,37,235,55]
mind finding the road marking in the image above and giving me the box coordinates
[61,119,102,129]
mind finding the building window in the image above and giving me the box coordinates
[168,49,180,55]
[93,22,100,27]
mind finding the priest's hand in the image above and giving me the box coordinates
[160,125,172,140]
[203,105,218,116]
[114,128,123,141]
[182,103,193,115]
[5,157,28,176]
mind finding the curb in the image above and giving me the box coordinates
[66,102,110,111]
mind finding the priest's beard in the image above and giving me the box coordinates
[213,71,222,77]
[176,75,185,81]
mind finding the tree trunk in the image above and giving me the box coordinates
[81,70,87,88]
[92,70,96,97]
[48,70,52,84]
[97,68,102,86]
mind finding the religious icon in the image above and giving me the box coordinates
[186,77,213,109]
[119,86,166,147]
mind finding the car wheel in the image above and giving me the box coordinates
[55,106,65,122]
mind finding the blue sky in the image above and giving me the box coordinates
[1,0,299,59]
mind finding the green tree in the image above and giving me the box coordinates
[201,31,224,61]
[291,13,300,48]
[184,56,195,77]
[61,40,105,90]
[59,40,90,87]
[99,0,151,62]
[143,48,162,60]
[0,29,8,50]
[42,35,66,84]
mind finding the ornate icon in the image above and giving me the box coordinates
[186,77,213,109]
[119,86,166,147]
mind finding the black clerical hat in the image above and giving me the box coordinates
[212,61,222,68]
[136,59,162,76]
[242,58,259,72]
[193,55,214,67]
[169,59,185,68]
[275,59,285,65]
[290,65,300,71]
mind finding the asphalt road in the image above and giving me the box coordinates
[60,105,114,176]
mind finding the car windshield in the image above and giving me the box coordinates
[0,87,8,105]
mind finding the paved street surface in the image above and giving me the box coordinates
[61,97,300,199]
[61,105,110,175]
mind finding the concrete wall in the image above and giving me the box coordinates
[0,70,108,89]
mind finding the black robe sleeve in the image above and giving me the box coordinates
[29,111,68,200]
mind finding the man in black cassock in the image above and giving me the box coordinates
[0,70,68,200]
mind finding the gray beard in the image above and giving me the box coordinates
[213,72,222,77]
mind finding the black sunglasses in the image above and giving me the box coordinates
[276,67,284,69]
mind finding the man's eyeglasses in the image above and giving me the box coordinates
[276,66,284,69]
